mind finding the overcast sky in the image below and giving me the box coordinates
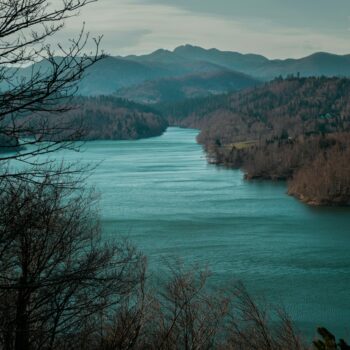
[62,0,350,58]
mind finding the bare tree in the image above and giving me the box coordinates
[105,262,306,350]
[151,262,228,350]
[0,174,146,350]
[0,0,104,179]
[222,282,306,350]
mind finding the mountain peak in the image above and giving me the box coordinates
[174,44,206,53]
[152,48,172,55]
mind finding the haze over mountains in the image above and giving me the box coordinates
[7,45,350,102]
[76,45,350,99]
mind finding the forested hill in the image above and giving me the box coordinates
[166,77,350,140]
[161,77,350,206]
[10,46,350,98]
[115,70,260,104]
[0,96,168,153]
[61,96,168,140]
[34,96,168,140]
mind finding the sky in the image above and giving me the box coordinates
[61,0,350,58]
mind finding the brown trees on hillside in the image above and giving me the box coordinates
[289,146,350,205]
[170,77,350,205]
[56,96,168,140]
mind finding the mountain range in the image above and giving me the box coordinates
[7,45,350,102]
[148,45,350,80]
[88,45,350,100]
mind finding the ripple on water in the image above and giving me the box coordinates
[36,127,350,340]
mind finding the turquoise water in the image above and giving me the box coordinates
[55,127,349,339]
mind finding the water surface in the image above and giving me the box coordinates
[60,127,350,339]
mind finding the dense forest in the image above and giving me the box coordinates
[58,96,168,140]
[161,77,350,206]
[0,96,168,150]
[0,97,168,154]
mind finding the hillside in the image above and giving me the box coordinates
[59,96,168,140]
[77,57,167,96]
[168,77,350,140]
[161,77,350,206]
[20,96,167,143]
[115,70,261,104]
[0,97,167,151]
[78,54,232,95]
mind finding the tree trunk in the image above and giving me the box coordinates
[15,278,30,350]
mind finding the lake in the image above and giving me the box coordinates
[54,127,350,339]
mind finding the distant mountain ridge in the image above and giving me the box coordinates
[124,45,350,80]
[8,45,350,98]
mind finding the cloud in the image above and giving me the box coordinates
[58,0,350,58]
